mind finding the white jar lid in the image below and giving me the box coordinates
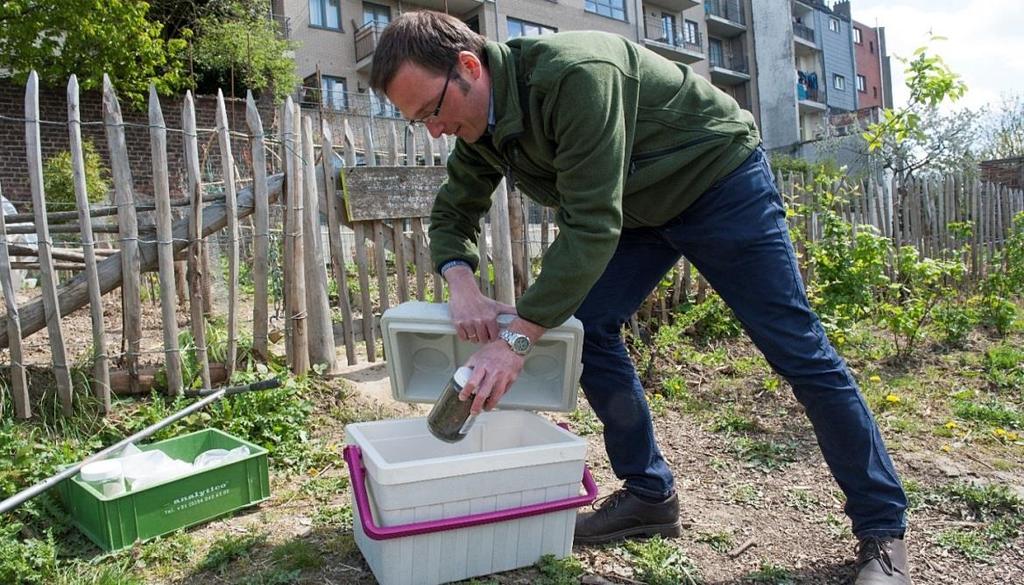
[80,459,123,482]
[453,366,473,387]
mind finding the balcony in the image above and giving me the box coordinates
[270,13,291,39]
[797,74,825,112]
[646,0,701,12]
[403,0,484,16]
[643,18,705,64]
[793,22,818,46]
[354,21,387,71]
[705,0,746,38]
[709,52,750,85]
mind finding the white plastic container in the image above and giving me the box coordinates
[344,302,593,585]
[79,460,126,498]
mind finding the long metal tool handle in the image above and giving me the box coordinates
[0,378,281,515]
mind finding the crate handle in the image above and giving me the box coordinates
[343,444,597,541]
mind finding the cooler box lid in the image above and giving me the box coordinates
[380,302,583,412]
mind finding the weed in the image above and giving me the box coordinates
[744,562,795,584]
[932,300,977,347]
[984,344,1024,390]
[300,475,348,503]
[567,408,603,437]
[661,374,691,401]
[199,530,267,573]
[0,523,58,585]
[729,437,796,471]
[623,536,702,585]
[535,554,584,585]
[952,399,1022,429]
[312,505,353,529]
[941,482,1023,520]
[785,488,818,512]
[935,527,993,562]
[674,294,743,344]
[138,531,195,573]
[710,407,758,434]
[271,539,323,572]
[649,393,667,417]
[695,530,733,553]
[53,559,144,585]
[247,568,302,585]
[824,513,852,539]
[732,483,761,506]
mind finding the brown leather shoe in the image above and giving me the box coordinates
[855,536,912,584]
[574,488,682,545]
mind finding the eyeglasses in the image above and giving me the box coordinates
[409,63,455,126]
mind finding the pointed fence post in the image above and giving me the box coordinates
[182,92,211,389]
[148,86,183,395]
[215,90,240,378]
[0,182,29,419]
[246,91,271,361]
[103,74,142,396]
[301,115,336,372]
[285,99,309,375]
[321,122,356,365]
[27,71,73,414]
[490,179,515,306]
[67,75,110,411]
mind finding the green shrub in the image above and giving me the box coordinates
[0,524,57,585]
[674,294,742,343]
[932,300,977,347]
[41,141,109,211]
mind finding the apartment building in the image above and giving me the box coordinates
[273,0,885,155]
[273,0,760,127]
[851,19,892,110]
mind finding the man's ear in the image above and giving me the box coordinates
[458,50,483,80]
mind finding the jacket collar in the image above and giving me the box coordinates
[482,41,524,150]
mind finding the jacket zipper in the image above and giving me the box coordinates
[628,134,718,176]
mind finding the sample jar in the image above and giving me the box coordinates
[426,366,476,443]
[80,459,126,498]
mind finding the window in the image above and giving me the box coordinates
[585,0,626,22]
[833,74,846,91]
[684,20,699,45]
[362,2,390,27]
[873,86,878,98]
[507,17,556,38]
[856,74,866,92]
[869,40,875,54]
[371,91,401,118]
[310,0,341,30]
[321,76,347,111]
[853,27,862,44]
[661,13,677,45]
[828,17,840,32]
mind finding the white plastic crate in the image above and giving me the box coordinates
[344,411,593,585]
[343,302,594,585]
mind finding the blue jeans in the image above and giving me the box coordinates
[574,147,908,538]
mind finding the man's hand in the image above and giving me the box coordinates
[444,264,516,343]
[458,340,525,414]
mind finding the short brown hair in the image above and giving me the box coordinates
[369,11,486,94]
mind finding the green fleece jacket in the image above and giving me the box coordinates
[429,31,760,329]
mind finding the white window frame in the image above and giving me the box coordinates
[833,74,846,91]
[853,27,862,44]
[856,74,866,92]
[828,17,840,32]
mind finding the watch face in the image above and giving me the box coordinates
[512,336,530,353]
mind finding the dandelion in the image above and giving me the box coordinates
[941,444,952,453]
[944,420,958,430]
[869,375,882,384]
[884,393,901,404]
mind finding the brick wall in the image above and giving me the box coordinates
[0,78,277,209]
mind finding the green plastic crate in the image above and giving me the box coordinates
[58,428,270,551]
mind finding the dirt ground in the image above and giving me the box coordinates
[9,292,1024,584]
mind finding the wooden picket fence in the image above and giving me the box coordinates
[2,71,1022,421]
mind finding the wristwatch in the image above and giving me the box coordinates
[499,329,531,355]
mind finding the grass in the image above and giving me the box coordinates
[270,538,323,572]
[534,554,584,585]
[567,406,603,436]
[744,562,795,584]
[695,530,734,553]
[728,437,797,472]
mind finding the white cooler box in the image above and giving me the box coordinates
[343,302,595,585]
